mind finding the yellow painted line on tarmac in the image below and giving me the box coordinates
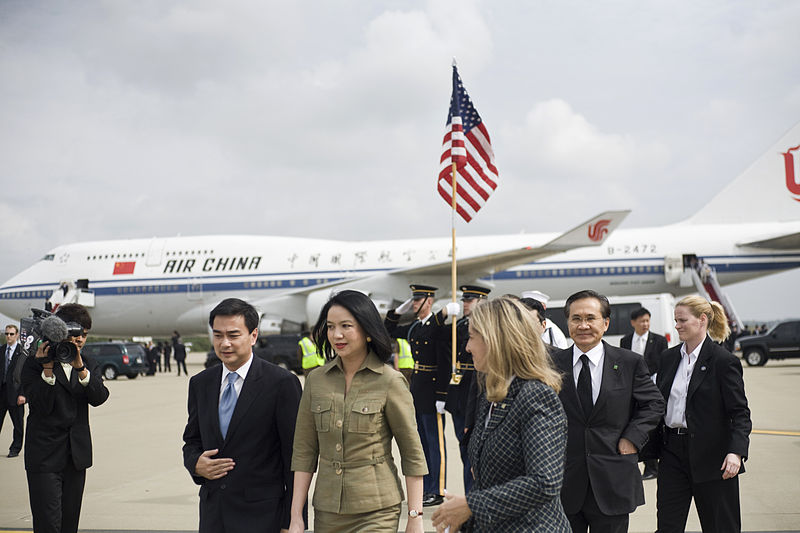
[753,429,800,436]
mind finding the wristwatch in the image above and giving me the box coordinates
[408,509,423,518]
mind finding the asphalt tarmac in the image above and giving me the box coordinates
[1,352,799,532]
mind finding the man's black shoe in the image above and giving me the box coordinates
[7,450,19,458]
[642,471,657,480]
[422,493,444,506]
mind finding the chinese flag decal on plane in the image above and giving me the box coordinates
[113,261,136,275]
[587,219,611,242]
[784,144,800,202]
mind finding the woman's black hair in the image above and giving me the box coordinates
[312,290,393,363]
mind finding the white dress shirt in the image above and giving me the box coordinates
[220,353,254,400]
[632,331,649,355]
[664,338,705,428]
[572,343,604,404]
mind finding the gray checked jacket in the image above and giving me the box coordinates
[465,376,571,532]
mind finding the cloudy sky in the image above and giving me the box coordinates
[2,0,800,321]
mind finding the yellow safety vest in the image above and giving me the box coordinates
[299,337,325,369]
[396,338,414,369]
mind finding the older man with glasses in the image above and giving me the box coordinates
[1,324,25,458]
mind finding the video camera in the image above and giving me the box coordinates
[19,308,86,364]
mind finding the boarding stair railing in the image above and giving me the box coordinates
[689,260,744,332]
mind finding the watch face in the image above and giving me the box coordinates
[408,510,420,518]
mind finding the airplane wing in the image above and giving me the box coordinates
[737,231,800,250]
[397,210,630,278]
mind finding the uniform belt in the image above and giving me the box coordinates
[456,362,474,371]
[414,363,436,372]
[320,455,386,469]
[665,426,689,436]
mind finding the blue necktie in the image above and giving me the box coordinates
[219,372,238,439]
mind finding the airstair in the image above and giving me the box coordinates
[688,259,744,331]
[46,279,95,311]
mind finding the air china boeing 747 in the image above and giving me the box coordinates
[1,122,799,336]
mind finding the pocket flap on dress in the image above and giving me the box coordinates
[312,397,333,413]
[351,399,382,415]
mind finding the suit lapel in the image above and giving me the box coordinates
[222,357,264,445]
[687,338,713,400]
[555,349,584,419]
[54,362,71,390]
[205,366,224,444]
[485,378,522,432]
[658,347,681,397]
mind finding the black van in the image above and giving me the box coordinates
[82,342,149,380]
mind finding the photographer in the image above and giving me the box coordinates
[21,303,110,533]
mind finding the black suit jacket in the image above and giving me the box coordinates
[554,342,665,516]
[1,343,23,405]
[21,355,110,472]
[620,331,669,376]
[654,338,751,483]
[182,356,302,533]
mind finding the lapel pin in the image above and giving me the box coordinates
[500,403,507,409]
[700,366,707,371]
[613,364,619,370]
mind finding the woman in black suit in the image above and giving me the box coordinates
[432,297,570,532]
[654,295,751,532]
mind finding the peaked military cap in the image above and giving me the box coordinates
[410,284,437,298]
[460,285,491,300]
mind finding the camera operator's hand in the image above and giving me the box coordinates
[195,449,235,480]
[35,341,53,368]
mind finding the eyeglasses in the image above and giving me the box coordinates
[4,332,16,336]
[569,316,605,326]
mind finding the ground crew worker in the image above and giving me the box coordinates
[445,284,490,494]
[298,331,325,373]
[394,338,414,382]
[385,284,458,507]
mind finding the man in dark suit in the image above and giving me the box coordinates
[182,298,302,533]
[620,307,669,479]
[1,324,25,457]
[21,304,110,533]
[553,290,664,533]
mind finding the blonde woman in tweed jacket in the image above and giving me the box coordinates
[432,297,570,532]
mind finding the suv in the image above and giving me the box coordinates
[734,320,800,366]
[203,334,303,374]
[82,342,148,380]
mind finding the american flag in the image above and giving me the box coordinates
[438,65,498,222]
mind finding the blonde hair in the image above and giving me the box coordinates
[469,297,562,402]
[676,295,731,342]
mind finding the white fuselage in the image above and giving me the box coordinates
[1,221,799,336]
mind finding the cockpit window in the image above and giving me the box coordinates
[42,254,55,261]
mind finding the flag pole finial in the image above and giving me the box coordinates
[452,57,457,67]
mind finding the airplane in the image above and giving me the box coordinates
[1,120,799,337]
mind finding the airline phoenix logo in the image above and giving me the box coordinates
[587,219,611,242]
[784,144,800,202]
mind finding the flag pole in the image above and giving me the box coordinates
[450,159,459,385]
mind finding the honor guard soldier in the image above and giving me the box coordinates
[445,284,490,494]
[385,284,458,506]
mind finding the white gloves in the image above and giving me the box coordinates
[445,302,460,317]
[395,297,414,314]
[435,400,446,414]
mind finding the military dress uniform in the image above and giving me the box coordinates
[384,285,450,504]
[444,284,490,493]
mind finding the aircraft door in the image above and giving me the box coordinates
[663,254,683,284]
[146,238,166,267]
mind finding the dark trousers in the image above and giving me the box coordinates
[176,360,188,376]
[417,412,446,496]
[451,411,473,493]
[656,432,741,533]
[0,392,24,453]
[163,356,172,372]
[27,462,87,533]
[567,483,629,533]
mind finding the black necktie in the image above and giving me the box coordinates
[578,354,593,419]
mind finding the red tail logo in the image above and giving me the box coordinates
[587,219,611,242]
[784,145,800,202]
